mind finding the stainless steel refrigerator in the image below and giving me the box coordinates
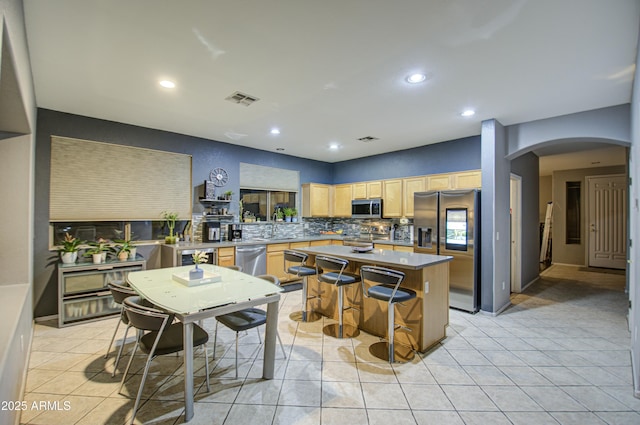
[414,189,481,313]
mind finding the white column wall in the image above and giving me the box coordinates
[629,29,640,399]
[480,119,512,313]
[0,1,38,423]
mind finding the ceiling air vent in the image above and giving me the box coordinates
[225,91,260,106]
[357,136,379,142]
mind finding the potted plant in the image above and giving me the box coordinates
[162,211,178,244]
[189,250,208,280]
[222,190,233,200]
[283,207,294,222]
[114,239,134,261]
[291,207,298,222]
[275,208,284,222]
[58,232,84,264]
[85,238,110,264]
[114,238,137,260]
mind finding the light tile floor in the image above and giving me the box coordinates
[20,265,640,424]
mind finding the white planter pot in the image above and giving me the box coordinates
[60,252,78,264]
[101,252,108,263]
[92,253,102,264]
[129,247,137,259]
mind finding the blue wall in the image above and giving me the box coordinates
[33,109,482,317]
[332,135,481,183]
[33,109,333,317]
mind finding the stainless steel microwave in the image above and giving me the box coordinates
[351,199,383,218]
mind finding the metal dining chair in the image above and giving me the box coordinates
[224,265,242,272]
[105,282,137,377]
[315,255,361,338]
[119,296,211,425]
[213,274,287,378]
[284,250,321,322]
[360,265,416,363]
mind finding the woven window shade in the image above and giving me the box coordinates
[50,136,191,221]
[239,162,299,191]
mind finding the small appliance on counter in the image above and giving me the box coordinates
[227,224,242,241]
[202,221,221,242]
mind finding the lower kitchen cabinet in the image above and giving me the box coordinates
[58,258,146,327]
[217,247,235,267]
[394,245,414,252]
[266,243,290,282]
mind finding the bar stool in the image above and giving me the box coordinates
[315,255,361,338]
[285,250,322,322]
[360,265,416,363]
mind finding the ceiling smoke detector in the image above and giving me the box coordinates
[357,136,379,142]
[225,91,260,106]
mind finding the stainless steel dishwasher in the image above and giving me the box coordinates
[235,244,267,276]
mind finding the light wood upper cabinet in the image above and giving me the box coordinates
[352,183,367,199]
[403,176,426,218]
[333,184,352,217]
[427,174,453,190]
[382,179,402,218]
[302,183,330,217]
[453,170,481,189]
[368,181,382,199]
[353,181,382,199]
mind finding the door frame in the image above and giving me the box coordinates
[510,173,522,292]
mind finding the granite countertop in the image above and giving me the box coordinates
[164,236,414,251]
[297,244,452,270]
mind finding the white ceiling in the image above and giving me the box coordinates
[538,145,627,177]
[23,0,639,163]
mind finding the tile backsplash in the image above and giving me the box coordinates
[191,215,414,243]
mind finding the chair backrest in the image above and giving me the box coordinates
[225,265,242,272]
[360,265,405,300]
[123,296,173,332]
[108,282,137,305]
[257,274,281,287]
[315,255,348,278]
[284,250,308,265]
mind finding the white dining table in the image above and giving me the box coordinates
[127,264,282,422]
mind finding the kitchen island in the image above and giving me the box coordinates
[298,245,452,352]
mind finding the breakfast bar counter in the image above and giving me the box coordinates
[298,245,452,352]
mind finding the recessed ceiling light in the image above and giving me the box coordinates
[270,128,281,135]
[159,80,176,89]
[406,73,427,84]
[461,109,475,117]
[329,143,340,151]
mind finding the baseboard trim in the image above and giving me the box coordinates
[480,300,512,317]
[521,276,539,292]
[632,348,640,400]
[34,314,57,323]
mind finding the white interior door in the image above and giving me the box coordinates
[588,175,627,269]
[510,174,522,292]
